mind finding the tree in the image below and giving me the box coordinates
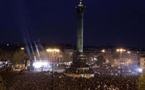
[12,50,28,65]
[0,49,13,60]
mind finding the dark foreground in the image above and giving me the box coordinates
[0,71,139,90]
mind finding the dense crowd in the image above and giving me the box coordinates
[0,75,6,90]
[54,74,138,90]
[0,71,139,90]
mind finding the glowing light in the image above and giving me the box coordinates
[46,48,60,53]
[33,61,51,71]
[116,48,126,53]
[116,49,120,52]
[127,51,131,54]
[20,47,25,50]
[137,68,143,73]
[101,49,106,53]
[6,43,10,46]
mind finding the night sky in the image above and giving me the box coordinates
[0,0,145,48]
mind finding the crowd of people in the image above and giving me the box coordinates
[53,74,138,90]
[0,71,139,90]
[0,75,6,90]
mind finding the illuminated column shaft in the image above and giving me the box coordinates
[76,0,85,53]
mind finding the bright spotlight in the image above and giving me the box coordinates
[33,61,51,71]
[137,68,143,73]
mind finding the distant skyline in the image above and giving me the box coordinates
[0,0,145,48]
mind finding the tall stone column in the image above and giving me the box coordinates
[76,0,85,53]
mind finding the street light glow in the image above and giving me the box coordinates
[127,51,131,54]
[101,49,106,53]
[116,48,126,53]
[46,48,60,53]
[20,47,25,50]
